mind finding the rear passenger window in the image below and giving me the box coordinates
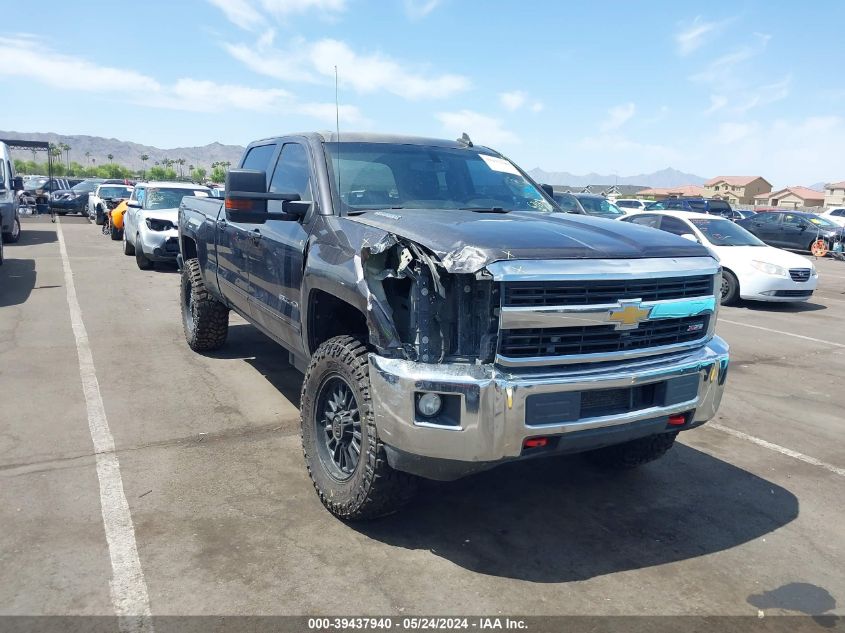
[269,143,313,203]
[241,144,277,171]
[660,216,692,236]
[629,215,660,228]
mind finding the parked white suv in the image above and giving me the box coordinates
[820,207,845,227]
[0,141,22,244]
[123,181,210,269]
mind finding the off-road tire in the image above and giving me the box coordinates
[2,216,21,243]
[720,270,739,305]
[181,257,229,351]
[301,336,417,520]
[585,431,679,470]
[123,231,135,255]
[135,236,153,270]
[110,224,122,241]
[95,206,105,225]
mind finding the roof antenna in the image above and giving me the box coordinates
[335,65,342,212]
[457,132,473,148]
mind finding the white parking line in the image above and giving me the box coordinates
[709,423,845,478]
[719,319,845,348]
[56,220,154,632]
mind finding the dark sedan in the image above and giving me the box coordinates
[737,211,845,255]
[50,179,105,215]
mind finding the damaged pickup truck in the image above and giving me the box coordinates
[178,133,729,520]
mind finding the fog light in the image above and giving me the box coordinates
[417,393,442,418]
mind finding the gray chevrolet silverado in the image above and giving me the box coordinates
[178,132,729,520]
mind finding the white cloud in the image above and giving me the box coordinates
[224,33,470,100]
[0,35,159,92]
[690,32,771,85]
[0,35,362,123]
[675,16,724,56]
[704,94,728,115]
[712,121,759,144]
[499,90,543,113]
[499,91,526,111]
[208,0,347,29]
[600,103,636,132]
[404,0,442,19]
[734,76,791,113]
[207,0,264,29]
[436,110,518,146]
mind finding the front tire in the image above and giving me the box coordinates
[301,336,417,520]
[2,216,21,243]
[720,270,739,305]
[584,431,679,470]
[135,235,153,270]
[181,257,229,351]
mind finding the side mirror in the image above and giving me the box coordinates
[13,176,23,192]
[127,200,142,208]
[225,169,303,223]
[680,233,700,243]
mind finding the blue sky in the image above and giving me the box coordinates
[1,0,843,185]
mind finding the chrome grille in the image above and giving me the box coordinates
[499,316,709,359]
[503,275,714,307]
[789,268,811,282]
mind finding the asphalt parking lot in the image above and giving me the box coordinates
[1,216,843,621]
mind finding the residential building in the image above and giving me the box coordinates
[824,181,845,208]
[635,185,706,200]
[704,176,772,205]
[754,186,825,209]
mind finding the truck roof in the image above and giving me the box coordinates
[251,131,484,150]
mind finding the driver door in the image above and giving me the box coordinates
[778,213,807,249]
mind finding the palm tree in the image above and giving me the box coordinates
[85,151,91,165]
[176,158,186,178]
[223,161,231,171]
[107,153,114,164]
[60,143,71,173]
[140,154,149,177]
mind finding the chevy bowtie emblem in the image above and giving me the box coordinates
[607,301,652,330]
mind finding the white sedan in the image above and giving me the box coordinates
[123,182,210,269]
[623,210,818,304]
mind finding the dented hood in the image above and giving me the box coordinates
[347,209,711,273]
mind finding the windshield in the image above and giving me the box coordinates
[577,196,624,216]
[143,187,209,210]
[805,214,837,228]
[324,142,553,213]
[98,186,132,199]
[24,178,48,190]
[72,180,103,193]
[689,218,765,246]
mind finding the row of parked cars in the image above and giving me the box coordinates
[541,189,837,305]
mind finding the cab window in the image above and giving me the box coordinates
[269,143,313,207]
[628,214,660,228]
[660,216,692,235]
[241,143,277,172]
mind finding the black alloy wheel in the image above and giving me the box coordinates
[315,375,362,480]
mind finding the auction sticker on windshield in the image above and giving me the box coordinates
[479,154,521,175]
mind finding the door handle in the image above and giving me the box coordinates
[251,229,263,243]
[217,219,227,229]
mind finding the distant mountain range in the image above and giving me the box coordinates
[527,167,707,188]
[0,131,244,171]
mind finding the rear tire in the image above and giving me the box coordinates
[110,224,122,241]
[720,270,739,305]
[584,431,679,470]
[123,231,135,255]
[300,335,418,520]
[135,237,153,270]
[2,216,21,243]
[181,257,229,351]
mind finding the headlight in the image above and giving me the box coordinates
[811,266,819,277]
[750,260,788,277]
[145,218,175,231]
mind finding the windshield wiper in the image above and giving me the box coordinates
[459,207,511,213]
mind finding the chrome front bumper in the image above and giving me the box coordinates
[369,337,729,478]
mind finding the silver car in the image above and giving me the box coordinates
[122,182,211,269]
